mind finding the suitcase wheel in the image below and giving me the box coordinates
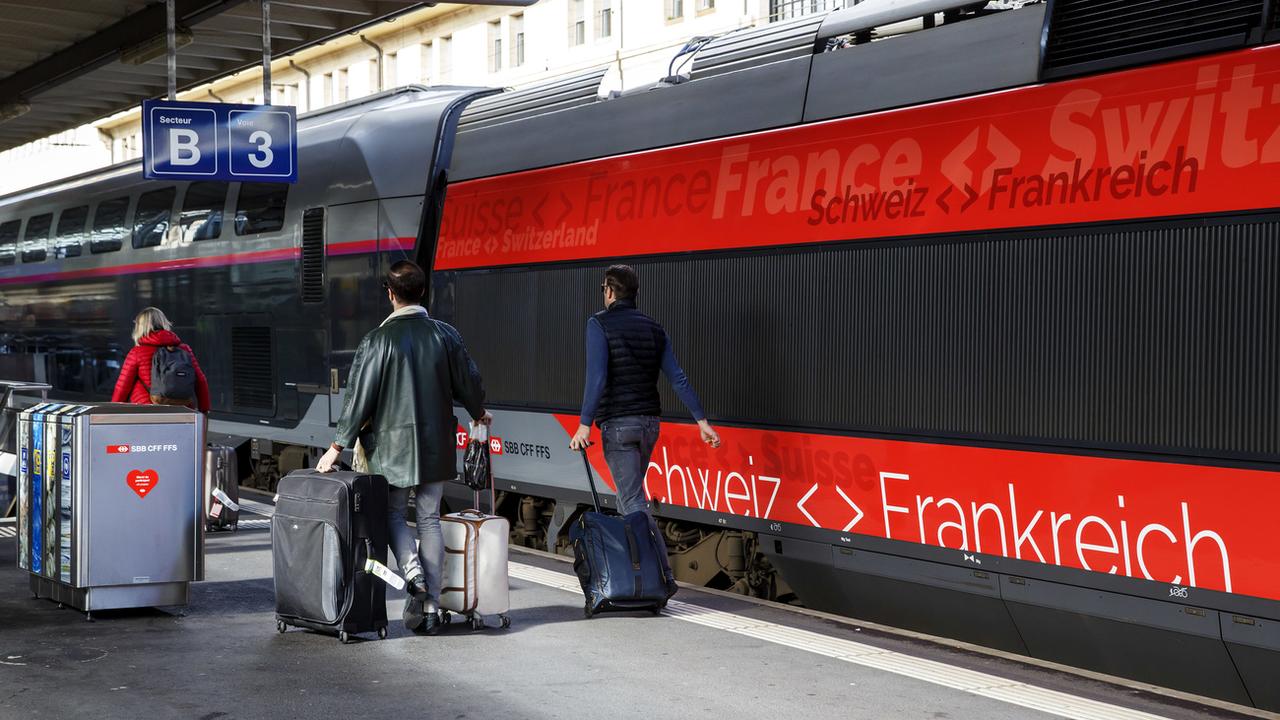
[276,620,287,634]
[441,611,452,625]
[470,615,485,631]
[339,631,351,644]
[377,627,388,640]
[499,614,511,629]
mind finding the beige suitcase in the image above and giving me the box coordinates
[440,508,511,630]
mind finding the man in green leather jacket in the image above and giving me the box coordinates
[316,260,490,635]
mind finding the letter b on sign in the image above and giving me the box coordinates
[170,129,201,166]
[145,106,217,177]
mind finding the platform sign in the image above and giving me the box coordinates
[142,100,297,183]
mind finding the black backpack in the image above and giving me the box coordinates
[145,345,197,406]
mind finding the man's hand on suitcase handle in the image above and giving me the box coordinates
[316,442,342,473]
[569,424,592,451]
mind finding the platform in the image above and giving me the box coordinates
[0,500,1269,720]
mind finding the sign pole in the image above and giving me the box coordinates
[166,0,176,101]
[262,0,272,105]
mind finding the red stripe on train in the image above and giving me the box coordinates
[436,45,1280,270]
[554,414,1277,602]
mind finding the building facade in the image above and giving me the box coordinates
[23,0,848,184]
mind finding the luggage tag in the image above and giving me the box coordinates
[211,487,240,512]
[209,502,222,518]
[364,558,406,591]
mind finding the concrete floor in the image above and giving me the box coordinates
[0,509,1267,720]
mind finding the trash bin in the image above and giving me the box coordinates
[17,402,205,615]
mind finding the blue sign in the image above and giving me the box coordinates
[142,100,297,183]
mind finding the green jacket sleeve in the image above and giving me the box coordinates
[334,333,383,448]
[439,321,486,421]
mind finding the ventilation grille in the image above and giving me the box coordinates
[439,215,1280,464]
[301,208,325,304]
[231,327,274,413]
[1043,0,1264,77]
[458,69,608,133]
[691,14,824,80]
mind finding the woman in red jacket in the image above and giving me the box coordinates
[111,307,211,413]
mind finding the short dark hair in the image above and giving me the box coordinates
[385,260,427,303]
[603,264,639,299]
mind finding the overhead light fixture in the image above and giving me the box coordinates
[120,27,194,66]
[0,100,31,122]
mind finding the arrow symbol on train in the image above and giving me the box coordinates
[796,483,821,527]
[532,193,548,225]
[834,485,864,532]
[554,191,573,225]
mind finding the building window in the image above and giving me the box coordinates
[510,14,525,68]
[420,42,433,84]
[336,67,349,103]
[697,0,714,11]
[488,21,503,73]
[666,0,684,21]
[386,51,397,88]
[569,0,586,46]
[322,72,334,105]
[439,36,453,82]
[597,0,613,39]
[180,182,227,242]
[133,187,175,249]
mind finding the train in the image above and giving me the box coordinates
[2,0,1279,709]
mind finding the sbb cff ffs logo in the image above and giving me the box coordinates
[453,427,504,455]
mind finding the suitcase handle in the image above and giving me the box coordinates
[578,447,602,513]
[456,509,489,519]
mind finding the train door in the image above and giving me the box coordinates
[323,200,381,422]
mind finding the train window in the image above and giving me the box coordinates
[0,220,18,266]
[133,187,175,249]
[91,197,130,253]
[54,205,88,258]
[20,213,51,263]
[234,183,289,235]
[181,181,227,241]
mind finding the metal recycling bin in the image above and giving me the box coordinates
[17,403,205,614]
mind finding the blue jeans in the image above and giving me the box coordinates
[387,481,445,601]
[600,415,674,582]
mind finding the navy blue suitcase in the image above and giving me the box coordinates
[569,449,670,618]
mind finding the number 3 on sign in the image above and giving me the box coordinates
[248,130,273,169]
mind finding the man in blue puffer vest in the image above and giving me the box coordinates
[569,264,721,596]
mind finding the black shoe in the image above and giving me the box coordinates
[413,598,440,636]
[419,608,440,636]
[402,594,425,632]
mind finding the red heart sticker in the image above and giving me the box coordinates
[127,469,159,498]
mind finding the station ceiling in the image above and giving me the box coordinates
[0,0,433,152]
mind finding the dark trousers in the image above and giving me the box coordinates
[599,414,674,581]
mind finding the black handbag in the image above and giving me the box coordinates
[462,422,492,491]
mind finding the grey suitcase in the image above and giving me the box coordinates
[204,445,240,531]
